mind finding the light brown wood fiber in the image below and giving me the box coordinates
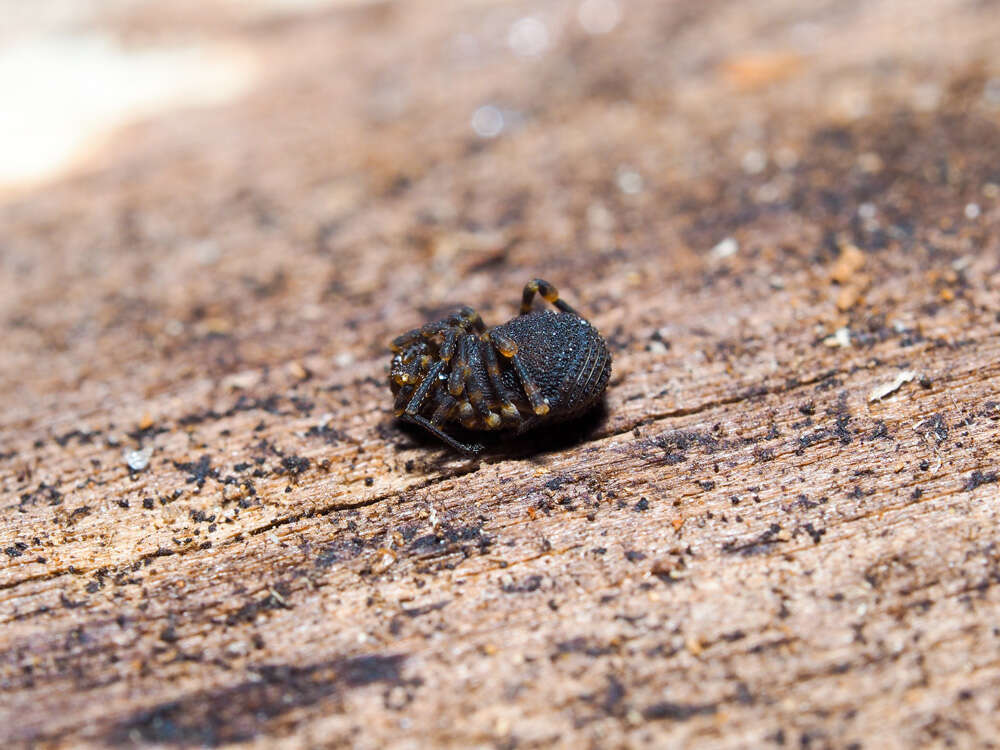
[2,2,1000,747]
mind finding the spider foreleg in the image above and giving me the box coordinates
[402,414,483,456]
[520,278,580,316]
[404,360,445,416]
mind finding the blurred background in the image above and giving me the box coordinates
[5,0,997,192]
[4,1,996,183]
[3,0,633,190]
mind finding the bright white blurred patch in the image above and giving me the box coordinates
[825,327,851,348]
[507,17,549,58]
[0,34,254,189]
[964,203,981,220]
[616,165,643,194]
[471,105,504,138]
[741,149,767,175]
[711,237,738,259]
[577,0,621,34]
[123,445,153,472]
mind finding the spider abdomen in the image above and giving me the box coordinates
[491,311,611,422]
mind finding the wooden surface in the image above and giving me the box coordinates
[2,1,1000,747]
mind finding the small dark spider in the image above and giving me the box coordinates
[389,279,611,456]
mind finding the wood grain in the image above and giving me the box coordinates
[2,1,1000,747]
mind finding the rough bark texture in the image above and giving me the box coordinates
[2,1,1000,747]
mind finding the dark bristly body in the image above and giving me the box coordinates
[389,279,611,455]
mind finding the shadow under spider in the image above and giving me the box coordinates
[393,399,611,465]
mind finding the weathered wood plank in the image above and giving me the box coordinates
[2,1,1000,747]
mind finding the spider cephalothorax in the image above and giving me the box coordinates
[389,279,611,455]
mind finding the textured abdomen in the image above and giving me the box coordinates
[493,310,611,421]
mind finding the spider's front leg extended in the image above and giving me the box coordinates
[520,278,580,316]
[402,413,484,457]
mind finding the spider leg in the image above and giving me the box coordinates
[401,414,483,456]
[439,328,459,362]
[391,304,495,456]
[390,305,478,352]
[442,306,487,337]
[390,349,423,387]
[430,393,458,425]
[509,355,550,416]
[448,336,475,425]
[393,384,415,416]
[448,335,470,396]
[390,350,422,415]
[462,307,486,333]
[390,330,418,353]
[464,336,501,429]
[490,332,550,416]
[480,334,520,422]
[404,360,445,416]
[520,278,580,316]
[390,323,446,352]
